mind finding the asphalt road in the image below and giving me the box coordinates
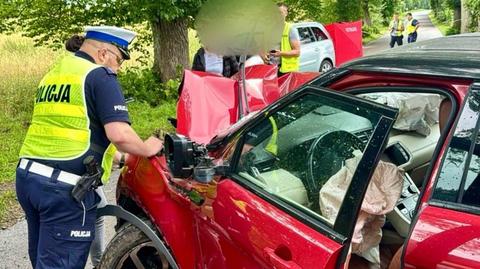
[363,10,443,56]
[0,10,444,269]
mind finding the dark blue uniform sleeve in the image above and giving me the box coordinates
[88,67,131,125]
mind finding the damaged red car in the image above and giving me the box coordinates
[98,33,480,269]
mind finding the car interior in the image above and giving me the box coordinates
[236,89,454,269]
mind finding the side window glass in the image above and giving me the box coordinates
[433,89,480,208]
[297,27,316,44]
[235,93,384,226]
[311,27,328,41]
[463,133,480,207]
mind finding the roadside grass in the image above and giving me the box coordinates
[0,190,17,227]
[0,32,184,226]
[0,34,62,184]
[429,11,448,36]
[363,24,389,45]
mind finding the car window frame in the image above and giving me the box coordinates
[430,83,480,216]
[225,85,398,243]
[297,26,316,45]
[310,26,329,41]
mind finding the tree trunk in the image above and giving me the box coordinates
[453,4,461,32]
[362,0,372,27]
[151,18,189,82]
[460,0,470,33]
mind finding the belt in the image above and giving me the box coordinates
[18,159,81,186]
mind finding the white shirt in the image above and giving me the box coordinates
[204,50,223,75]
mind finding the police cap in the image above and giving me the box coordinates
[84,26,136,60]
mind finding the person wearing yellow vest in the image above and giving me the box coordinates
[270,2,301,76]
[389,12,404,48]
[16,26,163,269]
[405,12,420,43]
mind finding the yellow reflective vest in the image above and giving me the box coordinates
[20,54,116,183]
[406,19,418,34]
[280,22,300,73]
[389,19,404,36]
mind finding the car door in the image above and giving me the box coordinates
[193,86,398,268]
[404,84,480,268]
[296,27,318,72]
[310,26,335,72]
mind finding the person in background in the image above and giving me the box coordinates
[16,26,163,269]
[389,12,404,48]
[405,12,420,43]
[191,46,239,77]
[269,2,300,76]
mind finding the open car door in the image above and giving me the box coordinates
[404,84,480,268]
[192,86,398,268]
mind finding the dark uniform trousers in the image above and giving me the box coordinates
[390,35,403,48]
[408,32,418,43]
[16,160,99,269]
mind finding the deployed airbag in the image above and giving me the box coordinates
[319,156,404,266]
[359,93,442,136]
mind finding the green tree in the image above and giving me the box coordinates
[336,0,362,21]
[1,0,204,82]
[467,0,480,26]
[383,0,401,24]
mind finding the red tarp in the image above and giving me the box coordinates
[176,66,318,144]
[325,20,363,66]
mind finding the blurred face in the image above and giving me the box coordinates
[407,14,412,20]
[279,6,288,19]
[394,14,399,20]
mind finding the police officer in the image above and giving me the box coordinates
[16,26,163,269]
[405,12,420,43]
[389,12,404,48]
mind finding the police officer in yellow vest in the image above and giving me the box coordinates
[16,26,163,269]
[389,12,404,48]
[405,12,420,43]
[270,2,301,76]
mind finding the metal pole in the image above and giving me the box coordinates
[239,55,250,120]
[238,55,245,119]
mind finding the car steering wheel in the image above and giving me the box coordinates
[306,130,364,210]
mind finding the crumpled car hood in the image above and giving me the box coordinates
[176,65,318,144]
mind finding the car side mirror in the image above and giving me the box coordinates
[193,157,215,183]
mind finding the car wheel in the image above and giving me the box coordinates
[320,59,333,73]
[98,222,172,269]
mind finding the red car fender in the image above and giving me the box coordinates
[117,155,197,269]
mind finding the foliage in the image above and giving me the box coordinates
[403,0,431,10]
[336,0,363,22]
[1,0,203,45]
[282,0,325,22]
[429,10,460,35]
[467,0,480,27]
[382,0,401,24]
[118,68,181,107]
[0,0,205,82]
[128,101,177,139]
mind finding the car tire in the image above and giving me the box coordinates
[320,59,333,73]
[98,221,172,269]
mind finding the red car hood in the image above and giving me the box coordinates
[176,65,318,144]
